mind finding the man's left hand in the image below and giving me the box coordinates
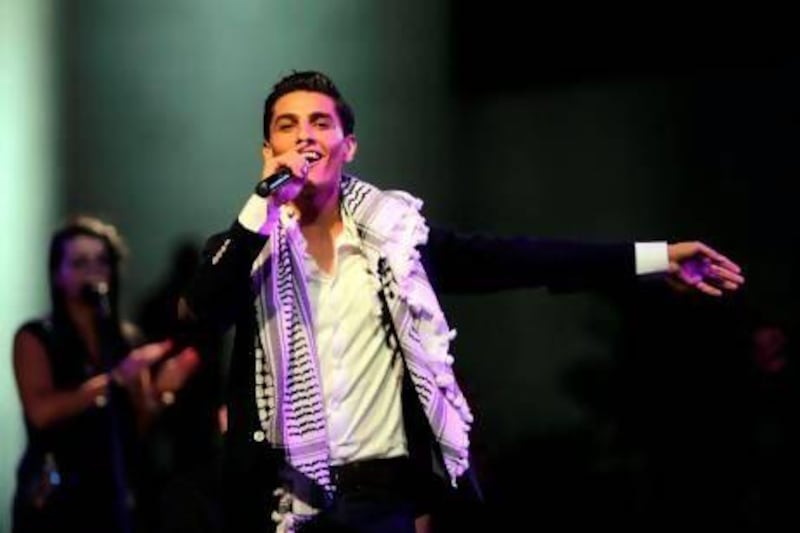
[666,241,745,296]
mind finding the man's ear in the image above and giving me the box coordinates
[344,135,358,163]
[262,142,273,159]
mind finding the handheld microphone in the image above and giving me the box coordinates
[254,167,293,198]
[81,281,112,318]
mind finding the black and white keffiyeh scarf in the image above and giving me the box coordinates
[250,176,473,529]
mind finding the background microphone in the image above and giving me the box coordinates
[254,167,293,198]
[81,281,112,318]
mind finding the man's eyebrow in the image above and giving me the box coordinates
[272,111,334,124]
[309,111,334,122]
[272,113,298,123]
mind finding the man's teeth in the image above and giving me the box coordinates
[303,153,322,162]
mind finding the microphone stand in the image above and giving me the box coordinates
[91,289,135,533]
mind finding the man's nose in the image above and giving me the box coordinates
[297,122,315,143]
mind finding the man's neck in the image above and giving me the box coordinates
[294,185,343,274]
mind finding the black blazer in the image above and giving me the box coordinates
[180,221,636,532]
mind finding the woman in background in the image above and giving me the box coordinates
[11,215,198,533]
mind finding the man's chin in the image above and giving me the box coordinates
[302,174,341,196]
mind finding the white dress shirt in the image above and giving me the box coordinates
[238,194,669,462]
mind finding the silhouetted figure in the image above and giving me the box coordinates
[747,318,800,530]
[136,239,227,533]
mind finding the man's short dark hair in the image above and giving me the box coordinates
[262,70,355,140]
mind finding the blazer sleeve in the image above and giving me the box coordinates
[179,222,269,333]
[420,225,637,294]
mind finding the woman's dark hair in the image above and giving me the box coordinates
[48,215,127,322]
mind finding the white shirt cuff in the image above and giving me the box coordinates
[237,194,274,236]
[635,241,669,275]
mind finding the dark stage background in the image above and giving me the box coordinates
[3,3,797,530]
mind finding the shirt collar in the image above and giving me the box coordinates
[337,207,361,249]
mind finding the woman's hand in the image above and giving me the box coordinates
[112,340,173,386]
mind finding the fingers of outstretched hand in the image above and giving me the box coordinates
[709,264,745,286]
[676,260,742,297]
[693,242,743,276]
[693,280,723,297]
